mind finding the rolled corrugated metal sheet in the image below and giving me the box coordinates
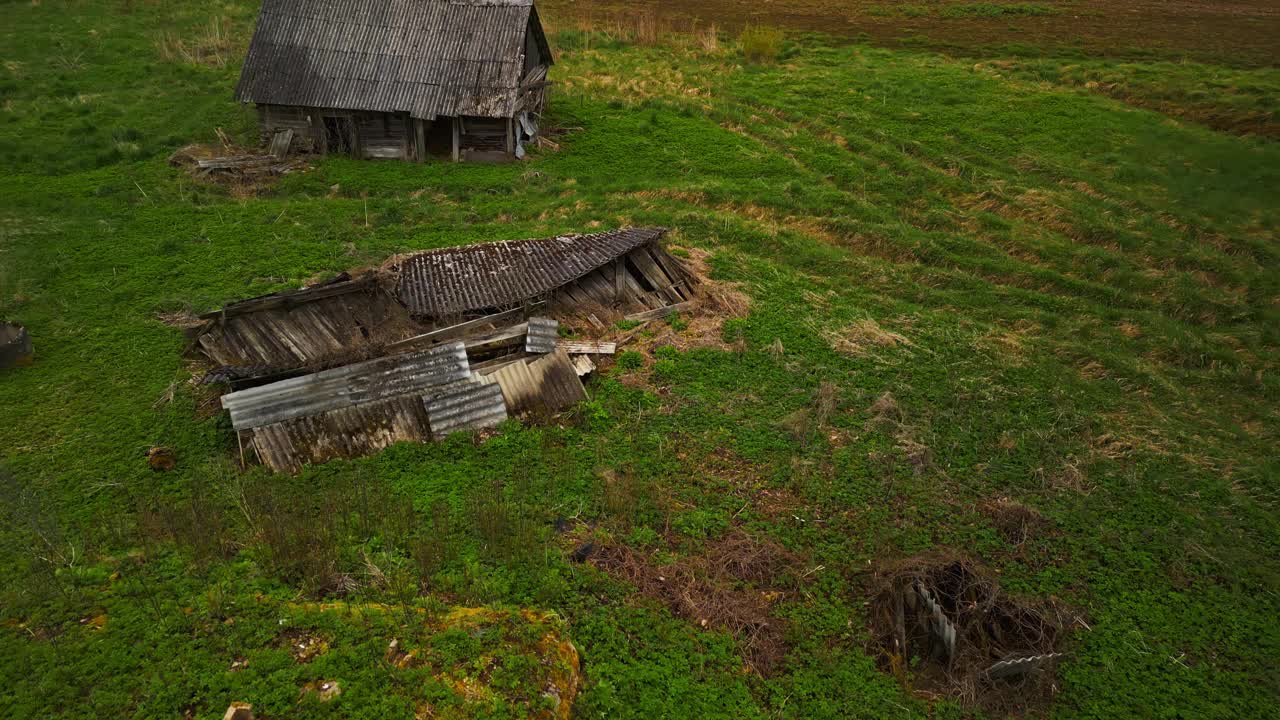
[235,0,548,120]
[221,341,469,429]
[395,227,667,317]
[424,378,508,436]
[527,350,586,413]
[525,316,558,353]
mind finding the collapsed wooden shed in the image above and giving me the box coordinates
[234,0,552,162]
[188,228,696,472]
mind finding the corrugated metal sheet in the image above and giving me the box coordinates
[424,379,508,436]
[235,0,553,120]
[571,354,596,377]
[477,357,539,415]
[221,342,469,429]
[249,394,431,473]
[525,317,558,353]
[395,227,667,317]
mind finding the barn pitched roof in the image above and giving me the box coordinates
[234,0,552,120]
[393,227,669,317]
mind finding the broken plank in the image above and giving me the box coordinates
[627,249,684,304]
[624,301,695,322]
[386,307,528,351]
[556,340,616,354]
[464,324,528,354]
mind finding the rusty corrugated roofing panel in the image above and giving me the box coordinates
[221,342,470,430]
[235,0,551,120]
[424,379,508,436]
[395,227,667,317]
[525,317,558,353]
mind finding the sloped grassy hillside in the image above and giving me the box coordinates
[1,2,1277,718]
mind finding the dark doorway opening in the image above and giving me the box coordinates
[323,116,354,156]
[424,118,453,157]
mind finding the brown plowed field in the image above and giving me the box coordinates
[543,0,1280,65]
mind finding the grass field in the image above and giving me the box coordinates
[1,1,1278,718]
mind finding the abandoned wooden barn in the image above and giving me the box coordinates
[189,227,696,472]
[233,0,552,162]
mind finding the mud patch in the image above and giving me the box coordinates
[868,553,1076,715]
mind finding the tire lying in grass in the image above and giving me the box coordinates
[0,321,33,370]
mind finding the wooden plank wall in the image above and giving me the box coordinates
[459,117,509,153]
[257,105,318,152]
[356,111,410,160]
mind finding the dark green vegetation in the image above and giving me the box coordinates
[2,1,1278,718]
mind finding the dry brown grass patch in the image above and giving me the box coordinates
[819,316,911,357]
[155,17,244,68]
[591,530,804,675]
[980,498,1051,547]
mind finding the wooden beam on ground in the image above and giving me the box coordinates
[624,301,695,322]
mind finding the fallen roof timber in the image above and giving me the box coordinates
[189,227,690,382]
[191,227,700,472]
[555,340,615,354]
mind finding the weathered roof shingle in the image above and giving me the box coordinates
[235,0,551,119]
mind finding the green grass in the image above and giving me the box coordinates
[939,3,1059,18]
[867,3,1060,20]
[2,1,1279,719]
[976,57,1280,137]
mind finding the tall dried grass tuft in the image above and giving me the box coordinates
[698,22,720,53]
[155,17,239,68]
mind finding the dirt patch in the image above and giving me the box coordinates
[275,629,330,663]
[590,530,803,675]
[868,553,1076,715]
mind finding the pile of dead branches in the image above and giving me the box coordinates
[592,530,802,675]
[868,553,1077,715]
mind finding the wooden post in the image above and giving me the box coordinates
[451,117,460,162]
[414,118,426,163]
[506,116,514,157]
